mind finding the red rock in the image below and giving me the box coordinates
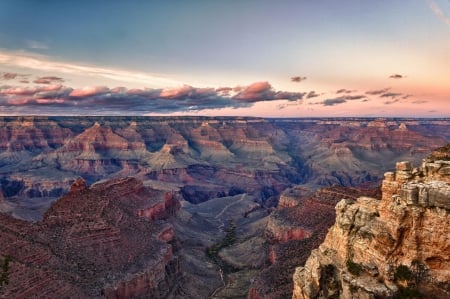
[0,177,182,298]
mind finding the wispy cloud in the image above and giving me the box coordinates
[26,40,49,50]
[389,74,404,79]
[291,76,307,83]
[365,87,391,95]
[427,0,450,26]
[306,91,320,99]
[33,76,65,84]
[336,88,354,94]
[0,72,29,81]
[0,50,183,88]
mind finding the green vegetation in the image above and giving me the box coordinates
[360,230,373,240]
[346,259,363,276]
[398,286,422,298]
[395,264,413,281]
[206,221,238,273]
[0,255,12,289]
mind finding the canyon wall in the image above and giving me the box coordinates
[0,177,182,298]
[1,116,449,221]
[292,145,450,299]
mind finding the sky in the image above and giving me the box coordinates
[0,0,449,117]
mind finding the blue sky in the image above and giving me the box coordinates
[0,0,449,116]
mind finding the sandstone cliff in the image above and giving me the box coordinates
[249,186,380,298]
[292,146,450,299]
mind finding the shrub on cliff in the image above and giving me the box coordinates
[395,264,413,281]
[346,259,362,276]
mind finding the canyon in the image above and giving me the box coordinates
[292,146,450,298]
[0,116,449,298]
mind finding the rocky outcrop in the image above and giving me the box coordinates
[0,177,182,298]
[249,186,380,298]
[292,146,450,299]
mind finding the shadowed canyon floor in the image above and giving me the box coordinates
[0,117,450,298]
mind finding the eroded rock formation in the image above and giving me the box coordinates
[292,146,450,299]
[0,177,182,298]
[1,116,449,216]
[249,186,380,298]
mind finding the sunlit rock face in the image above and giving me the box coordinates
[249,185,380,299]
[292,144,450,299]
[0,177,182,298]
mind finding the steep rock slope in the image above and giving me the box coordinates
[249,186,380,299]
[292,146,450,299]
[0,177,182,298]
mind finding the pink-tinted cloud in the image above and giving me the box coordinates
[233,81,304,102]
[427,0,450,27]
[216,87,233,96]
[69,86,110,97]
[233,81,273,101]
[33,76,65,84]
[1,73,18,80]
[159,85,194,99]
[0,80,308,114]
[0,86,37,95]
[1,72,29,81]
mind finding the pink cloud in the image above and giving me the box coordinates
[69,86,109,97]
[33,76,65,84]
[159,85,194,99]
[1,86,37,95]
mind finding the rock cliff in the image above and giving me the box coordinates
[1,116,449,217]
[0,177,182,298]
[249,186,380,298]
[292,145,450,299]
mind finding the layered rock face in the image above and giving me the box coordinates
[292,146,450,299]
[249,186,380,298]
[1,117,449,216]
[0,177,182,298]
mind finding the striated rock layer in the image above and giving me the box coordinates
[1,116,449,216]
[0,177,182,298]
[293,145,450,299]
[249,186,380,299]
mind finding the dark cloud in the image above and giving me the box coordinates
[380,92,403,98]
[33,76,65,84]
[411,100,428,104]
[318,94,366,106]
[306,91,320,99]
[342,95,366,100]
[383,99,400,105]
[365,88,391,95]
[322,98,347,106]
[336,89,354,94]
[291,76,307,83]
[389,74,404,79]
